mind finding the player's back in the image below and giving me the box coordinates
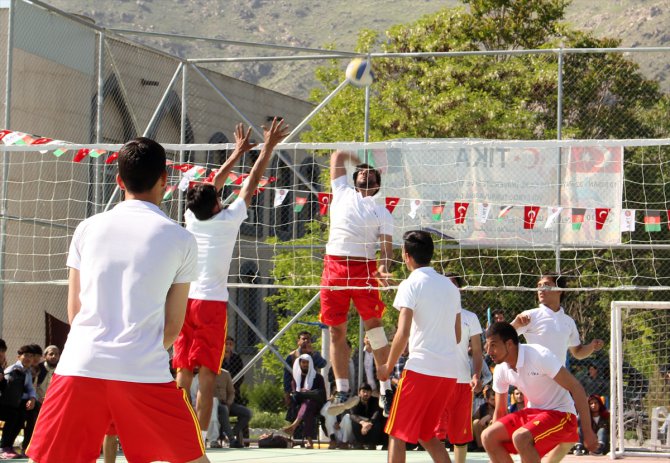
[57,200,197,383]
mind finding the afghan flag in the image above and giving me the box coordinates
[571,208,586,231]
[644,211,661,232]
[432,202,445,221]
[595,208,610,230]
[89,149,106,158]
[294,195,308,213]
[318,192,333,216]
[163,185,177,201]
[385,197,400,214]
[52,144,68,157]
[523,205,540,229]
[454,202,469,224]
[230,189,241,200]
[498,205,513,220]
[224,172,238,185]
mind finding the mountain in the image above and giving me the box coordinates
[42,0,670,99]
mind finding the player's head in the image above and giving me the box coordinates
[537,271,567,305]
[117,137,167,197]
[444,271,464,288]
[353,163,381,196]
[402,230,434,267]
[0,338,6,366]
[187,183,220,220]
[485,321,519,365]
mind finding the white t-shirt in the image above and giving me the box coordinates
[455,308,483,384]
[58,200,198,383]
[492,344,576,415]
[515,304,581,362]
[326,175,393,259]
[184,197,248,301]
[392,267,461,378]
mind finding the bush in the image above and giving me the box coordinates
[246,381,284,414]
[249,410,287,429]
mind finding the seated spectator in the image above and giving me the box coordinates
[321,392,354,449]
[221,337,245,401]
[283,354,326,449]
[0,345,37,459]
[508,387,525,413]
[213,368,252,448]
[189,368,220,447]
[22,344,46,453]
[574,394,610,456]
[581,363,608,398]
[349,383,385,450]
[472,385,495,451]
[283,331,327,407]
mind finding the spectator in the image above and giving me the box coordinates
[35,345,59,401]
[574,394,610,455]
[321,392,354,449]
[283,331,327,406]
[221,337,245,401]
[472,385,495,451]
[213,369,252,448]
[508,387,525,413]
[0,345,37,459]
[492,309,506,324]
[22,344,45,453]
[581,363,608,398]
[283,354,327,449]
[0,339,7,371]
[349,383,385,450]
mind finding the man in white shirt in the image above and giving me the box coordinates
[173,118,288,443]
[437,273,484,463]
[321,151,394,415]
[27,137,209,463]
[481,322,598,463]
[377,230,462,463]
[511,273,604,363]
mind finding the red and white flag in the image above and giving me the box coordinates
[476,203,491,224]
[595,208,610,230]
[454,202,469,224]
[544,207,563,229]
[274,189,289,208]
[318,192,333,216]
[523,205,540,229]
[385,197,400,214]
[620,209,636,232]
[409,199,422,219]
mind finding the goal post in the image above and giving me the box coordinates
[610,301,670,459]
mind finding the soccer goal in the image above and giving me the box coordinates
[610,301,670,459]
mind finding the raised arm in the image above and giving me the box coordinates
[330,150,360,181]
[238,117,289,207]
[212,124,257,192]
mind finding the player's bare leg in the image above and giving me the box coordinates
[196,366,216,431]
[482,422,515,463]
[329,322,349,384]
[419,437,451,463]
[512,427,541,463]
[388,435,407,463]
[363,318,390,375]
[542,442,574,463]
[103,435,118,463]
[454,444,467,463]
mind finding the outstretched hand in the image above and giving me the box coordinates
[373,265,396,287]
[262,117,290,149]
[233,123,258,154]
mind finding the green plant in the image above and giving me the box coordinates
[246,381,284,414]
[249,410,287,429]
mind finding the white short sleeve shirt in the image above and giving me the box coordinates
[515,304,581,362]
[326,175,393,259]
[492,344,576,415]
[58,200,198,383]
[455,308,483,383]
[184,197,248,301]
[392,267,461,378]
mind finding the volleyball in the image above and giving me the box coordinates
[345,58,374,87]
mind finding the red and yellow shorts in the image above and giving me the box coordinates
[27,374,204,463]
[437,382,473,444]
[498,408,578,457]
[319,255,385,326]
[173,298,227,373]
[384,369,457,444]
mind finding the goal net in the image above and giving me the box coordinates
[610,301,670,458]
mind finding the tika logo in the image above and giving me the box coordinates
[529,371,540,376]
[533,421,541,426]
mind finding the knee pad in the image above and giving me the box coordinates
[366,327,388,350]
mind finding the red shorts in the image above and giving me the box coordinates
[173,298,227,373]
[498,408,578,457]
[384,369,457,444]
[27,374,204,463]
[319,255,385,326]
[437,382,473,444]
[106,422,117,436]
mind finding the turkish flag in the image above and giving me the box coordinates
[385,197,400,214]
[0,130,12,142]
[595,208,610,230]
[31,137,53,145]
[170,163,194,172]
[105,152,119,164]
[569,146,622,173]
[524,205,540,229]
[454,202,469,224]
[318,192,333,216]
[73,149,90,163]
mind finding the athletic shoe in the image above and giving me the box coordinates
[379,389,395,417]
[0,448,17,459]
[327,391,360,416]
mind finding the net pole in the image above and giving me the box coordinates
[178,63,187,223]
[609,302,618,458]
[94,30,104,213]
[554,48,564,273]
[615,303,625,456]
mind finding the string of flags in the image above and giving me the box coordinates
[1,129,118,163]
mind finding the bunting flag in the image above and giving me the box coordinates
[105,152,119,164]
[254,176,276,195]
[163,185,177,201]
[571,208,586,231]
[544,207,563,229]
[385,197,400,214]
[230,189,241,200]
[620,209,635,232]
[454,202,469,224]
[432,202,445,221]
[223,172,237,185]
[170,163,194,173]
[294,195,308,213]
[523,205,540,229]
[644,211,661,232]
[88,149,106,158]
[73,149,90,163]
[595,208,610,230]
[31,137,53,146]
[476,203,491,224]
[0,130,12,142]
[2,131,33,145]
[409,199,422,219]
[274,189,289,208]
[318,192,333,216]
[498,205,513,220]
[53,146,68,157]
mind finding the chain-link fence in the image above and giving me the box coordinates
[2,0,670,442]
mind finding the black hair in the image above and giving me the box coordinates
[539,271,567,302]
[226,336,235,343]
[359,382,373,392]
[18,345,33,355]
[29,344,43,356]
[0,339,6,352]
[444,271,464,288]
[485,321,519,346]
[186,183,219,220]
[402,230,434,266]
[117,137,166,194]
[297,331,312,340]
[352,163,382,196]
[492,309,505,317]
